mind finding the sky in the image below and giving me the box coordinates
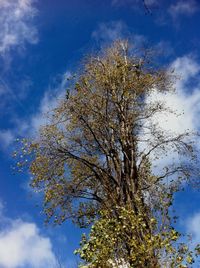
[0,0,200,267]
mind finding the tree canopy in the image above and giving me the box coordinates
[16,40,200,267]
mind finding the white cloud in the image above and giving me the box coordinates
[0,0,38,55]
[0,221,57,268]
[186,212,200,242]
[171,55,200,87]
[150,55,200,135]
[142,55,200,173]
[169,0,199,18]
[0,200,57,268]
[147,88,200,136]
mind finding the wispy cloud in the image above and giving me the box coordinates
[186,212,200,243]
[92,20,146,47]
[111,0,158,9]
[154,41,174,57]
[0,77,31,112]
[20,71,71,137]
[169,0,199,19]
[0,0,39,122]
[0,129,15,149]
[92,21,129,43]
[0,0,38,55]
[0,71,71,150]
[0,199,4,218]
[0,200,57,268]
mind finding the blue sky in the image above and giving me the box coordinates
[0,0,200,267]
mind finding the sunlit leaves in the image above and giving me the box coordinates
[15,40,200,267]
[76,206,198,268]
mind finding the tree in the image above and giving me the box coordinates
[16,40,200,267]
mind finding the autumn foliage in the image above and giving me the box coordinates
[16,41,200,267]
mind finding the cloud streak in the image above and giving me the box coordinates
[112,0,158,9]
[92,21,129,43]
[18,71,71,137]
[0,0,38,55]
[169,0,199,19]
[186,212,200,246]
[0,71,71,151]
[0,129,15,148]
[92,20,146,47]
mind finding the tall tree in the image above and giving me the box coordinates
[17,41,200,267]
